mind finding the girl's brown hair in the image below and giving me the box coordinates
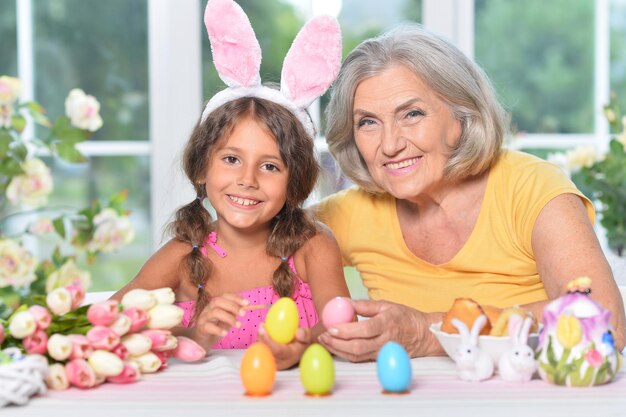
[167,96,319,322]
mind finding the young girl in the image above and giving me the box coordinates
[112,0,348,369]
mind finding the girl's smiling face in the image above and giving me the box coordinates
[353,64,461,201]
[202,115,288,233]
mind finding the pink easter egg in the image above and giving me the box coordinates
[321,297,355,329]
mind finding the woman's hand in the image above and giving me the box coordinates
[317,299,445,362]
[191,293,248,350]
[257,325,313,370]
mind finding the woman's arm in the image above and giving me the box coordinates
[528,193,625,350]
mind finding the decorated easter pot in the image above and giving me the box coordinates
[536,278,621,387]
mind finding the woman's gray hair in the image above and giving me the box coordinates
[325,24,509,193]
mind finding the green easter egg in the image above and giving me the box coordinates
[299,343,334,395]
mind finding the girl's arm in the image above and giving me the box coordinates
[110,239,189,301]
[257,223,351,369]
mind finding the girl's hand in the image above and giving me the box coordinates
[317,299,445,362]
[257,325,312,370]
[192,293,248,349]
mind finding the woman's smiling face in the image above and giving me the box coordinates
[352,65,461,201]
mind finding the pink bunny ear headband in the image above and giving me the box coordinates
[201,0,342,139]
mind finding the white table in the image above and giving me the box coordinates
[7,350,626,417]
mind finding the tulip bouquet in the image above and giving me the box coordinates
[0,75,134,319]
[1,285,206,394]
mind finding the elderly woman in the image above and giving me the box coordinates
[315,25,625,361]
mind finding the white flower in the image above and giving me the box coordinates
[147,304,184,330]
[47,333,72,361]
[565,146,602,173]
[109,314,132,337]
[8,310,36,339]
[121,333,152,356]
[131,352,162,374]
[88,350,124,377]
[604,108,617,123]
[0,104,14,128]
[45,259,92,294]
[87,208,135,253]
[121,289,156,310]
[6,158,54,207]
[46,363,69,390]
[0,238,37,289]
[28,218,54,235]
[0,76,21,104]
[151,288,175,305]
[547,152,570,177]
[46,287,73,316]
[64,88,103,132]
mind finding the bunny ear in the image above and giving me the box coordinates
[451,319,470,340]
[280,15,342,108]
[506,313,523,340]
[204,0,262,88]
[469,315,487,343]
[519,317,532,345]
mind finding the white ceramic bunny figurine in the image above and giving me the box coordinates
[451,315,494,382]
[497,314,537,382]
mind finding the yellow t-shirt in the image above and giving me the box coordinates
[315,150,593,312]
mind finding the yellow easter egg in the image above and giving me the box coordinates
[240,342,276,396]
[264,297,299,344]
[299,343,335,395]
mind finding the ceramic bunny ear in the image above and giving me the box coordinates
[204,0,261,88]
[469,315,487,343]
[451,318,470,341]
[519,317,533,345]
[280,15,342,108]
[506,313,523,340]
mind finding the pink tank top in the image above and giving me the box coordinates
[175,233,318,349]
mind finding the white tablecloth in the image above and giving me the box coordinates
[6,350,625,417]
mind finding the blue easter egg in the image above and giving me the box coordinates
[376,341,412,392]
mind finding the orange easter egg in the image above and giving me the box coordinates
[240,342,276,396]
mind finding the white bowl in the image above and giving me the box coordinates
[429,321,539,364]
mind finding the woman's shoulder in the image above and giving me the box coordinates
[492,150,570,183]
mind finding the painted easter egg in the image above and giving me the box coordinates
[321,297,355,329]
[535,277,621,387]
[376,341,412,393]
[240,342,276,396]
[264,297,299,344]
[299,343,335,395]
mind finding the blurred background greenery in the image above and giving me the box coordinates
[1,0,625,296]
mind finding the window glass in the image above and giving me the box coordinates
[33,0,149,141]
[475,0,594,134]
[611,0,626,113]
[46,156,151,291]
[0,1,17,76]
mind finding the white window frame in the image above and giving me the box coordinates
[15,0,614,249]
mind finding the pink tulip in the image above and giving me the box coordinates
[0,324,4,345]
[65,358,97,389]
[141,329,176,352]
[111,343,129,360]
[28,305,52,330]
[69,334,93,360]
[172,336,206,362]
[152,350,173,371]
[87,300,119,326]
[107,361,141,384]
[122,307,149,333]
[23,329,48,354]
[66,284,85,308]
[86,325,120,350]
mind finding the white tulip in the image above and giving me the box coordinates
[131,352,162,374]
[109,314,132,336]
[147,304,184,330]
[121,289,157,310]
[121,333,152,356]
[151,288,175,305]
[46,287,73,316]
[88,350,124,377]
[8,310,36,339]
[47,334,72,361]
[46,363,69,390]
